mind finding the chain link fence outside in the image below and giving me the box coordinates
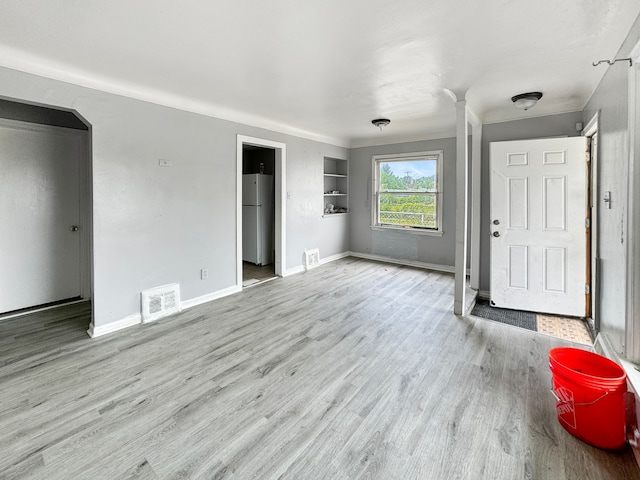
[379,211,436,228]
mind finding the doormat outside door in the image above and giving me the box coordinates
[471,299,537,331]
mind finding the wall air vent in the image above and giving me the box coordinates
[304,248,320,271]
[141,283,181,323]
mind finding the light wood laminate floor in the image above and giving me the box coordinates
[1,257,638,479]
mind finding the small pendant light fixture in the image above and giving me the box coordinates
[511,92,543,111]
[371,118,391,131]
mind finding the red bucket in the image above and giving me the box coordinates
[549,347,627,450]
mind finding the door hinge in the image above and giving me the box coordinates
[585,284,591,294]
[585,218,590,228]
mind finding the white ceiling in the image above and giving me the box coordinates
[0,0,639,147]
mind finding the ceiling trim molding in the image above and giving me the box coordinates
[0,46,349,148]
[348,128,457,149]
[482,108,584,126]
[0,45,587,150]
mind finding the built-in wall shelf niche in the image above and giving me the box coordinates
[323,157,348,216]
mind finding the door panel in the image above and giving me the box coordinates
[508,177,528,229]
[508,245,528,289]
[0,122,81,313]
[543,247,566,293]
[490,136,587,316]
[543,176,566,230]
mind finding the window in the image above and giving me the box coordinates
[372,150,443,233]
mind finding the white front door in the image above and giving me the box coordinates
[490,136,587,317]
[0,120,82,313]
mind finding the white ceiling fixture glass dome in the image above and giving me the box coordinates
[511,92,543,111]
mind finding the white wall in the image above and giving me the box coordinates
[582,13,640,355]
[0,66,347,331]
[349,138,457,268]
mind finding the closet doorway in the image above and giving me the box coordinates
[242,144,276,287]
[236,135,287,288]
[0,100,92,322]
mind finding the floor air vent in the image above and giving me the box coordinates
[141,283,181,323]
[304,248,320,270]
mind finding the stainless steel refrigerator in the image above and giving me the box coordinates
[242,174,274,265]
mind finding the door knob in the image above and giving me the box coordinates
[492,231,500,237]
[71,225,79,232]
[493,219,500,225]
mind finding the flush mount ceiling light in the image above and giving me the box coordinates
[371,118,391,131]
[511,92,543,111]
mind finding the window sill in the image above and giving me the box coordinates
[371,225,444,237]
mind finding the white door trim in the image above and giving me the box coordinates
[236,135,286,288]
[582,111,599,138]
[626,42,640,362]
[582,111,599,331]
[470,122,483,291]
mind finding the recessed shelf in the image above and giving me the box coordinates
[323,157,348,216]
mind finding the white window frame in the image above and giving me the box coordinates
[371,150,444,236]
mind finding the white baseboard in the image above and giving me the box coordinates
[285,251,352,277]
[87,313,141,338]
[320,251,351,265]
[180,285,241,310]
[348,251,455,274]
[284,265,305,276]
[88,284,242,338]
[286,251,454,276]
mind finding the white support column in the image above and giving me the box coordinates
[454,100,469,315]
[470,121,482,290]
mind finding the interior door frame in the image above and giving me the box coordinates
[0,116,92,314]
[582,112,599,331]
[236,135,286,287]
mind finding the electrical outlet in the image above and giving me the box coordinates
[201,268,208,280]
